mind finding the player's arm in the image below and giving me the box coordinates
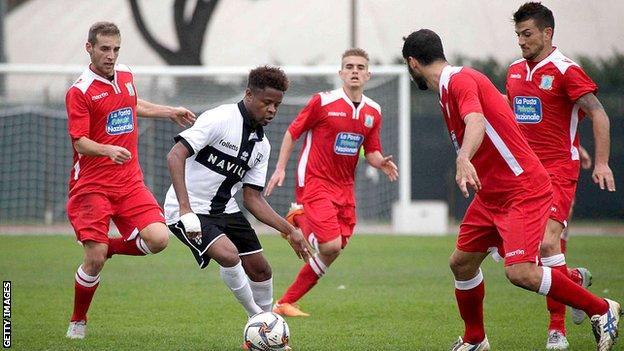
[166,141,201,237]
[264,130,297,196]
[136,98,196,127]
[365,151,398,182]
[456,113,485,198]
[73,137,131,165]
[242,186,309,259]
[576,93,615,191]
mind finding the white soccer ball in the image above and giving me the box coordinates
[243,312,290,351]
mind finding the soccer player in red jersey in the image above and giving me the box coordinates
[507,4,617,348]
[402,29,620,351]
[64,22,196,339]
[264,48,398,317]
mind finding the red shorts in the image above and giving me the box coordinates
[67,185,164,244]
[548,173,577,227]
[457,187,552,266]
[302,196,356,248]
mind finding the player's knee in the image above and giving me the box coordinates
[83,253,107,274]
[247,263,272,282]
[449,253,473,277]
[504,265,540,290]
[319,241,341,259]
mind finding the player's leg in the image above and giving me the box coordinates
[501,191,619,350]
[274,198,342,317]
[225,212,274,313]
[107,186,168,257]
[66,192,112,339]
[450,198,495,348]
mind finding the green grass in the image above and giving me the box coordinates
[1,234,622,350]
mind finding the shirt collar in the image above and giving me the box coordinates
[238,100,264,141]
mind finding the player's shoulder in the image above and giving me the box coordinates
[362,94,381,114]
[317,88,344,107]
[115,64,132,73]
[508,58,526,70]
[546,49,580,74]
[68,68,97,95]
[198,103,237,123]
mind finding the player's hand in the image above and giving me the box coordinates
[456,155,481,198]
[180,212,202,239]
[284,228,311,260]
[264,168,286,197]
[169,107,196,128]
[579,145,592,170]
[380,155,398,182]
[592,163,616,192]
[105,145,132,164]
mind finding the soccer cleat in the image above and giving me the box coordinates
[285,203,304,228]
[273,302,310,317]
[449,336,490,351]
[65,320,87,339]
[570,267,593,325]
[546,330,569,350]
[591,299,621,351]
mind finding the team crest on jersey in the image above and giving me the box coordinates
[106,107,134,135]
[241,151,249,162]
[125,82,135,96]
[364,114,374,128]
[539,75,554,90]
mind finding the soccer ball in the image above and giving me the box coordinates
[243,312,290,350]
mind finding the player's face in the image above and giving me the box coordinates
[515,19,552,61]
[406,58,428,91]
[245,87,284,127]
[86,34,121,78]
[339,56,371,89]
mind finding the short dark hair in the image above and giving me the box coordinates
[88,22,120,45]
[247,65,289,92]
[402,29,446,65]
[513,2,555,32]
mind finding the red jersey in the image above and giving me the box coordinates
[506,48,597,178]
[289,88,382,205]
[65,64,143,196]
[439,66,549,201]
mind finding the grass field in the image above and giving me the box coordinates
[1,234,622,350]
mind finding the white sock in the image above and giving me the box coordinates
[249,277,273,312]
[220,261,262,316]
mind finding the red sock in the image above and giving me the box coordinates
[107,237,149,258]
[278,263,320,304]
[455,281,486,344]
[71,266,100,322]
[546,268,608,317]
[546,265,568,333]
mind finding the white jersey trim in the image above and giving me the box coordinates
[569,104,580,161]
[297,131,313,187]
[484,119,524,176]
[526,48,578,81]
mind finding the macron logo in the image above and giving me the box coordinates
[91,92,109,101]
[510,74,521,79]
[328,111,347,117]
[505,249,525,258]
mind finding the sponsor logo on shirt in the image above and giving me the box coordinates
[328,111,347,117]
[364,114,374,128]
[219,139,239,152]
[241,151,249,162]
[539,75,554,90]
[106,107,134,135]
[513,96,542,123]
[125,82,136,96]
[510,73,521,79]
[505,249,525,258]
[91,92,109,101]
[334,132,364,156]
[204,152,247,178]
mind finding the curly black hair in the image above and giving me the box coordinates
[247,65,289,92]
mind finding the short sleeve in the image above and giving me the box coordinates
[288,94,322,140]
[563,65,598,102]
[66,87,91,141]
[363,113,382,154]
[242,142,271,190]
[176,110,223,154]
[451,74,483,120]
